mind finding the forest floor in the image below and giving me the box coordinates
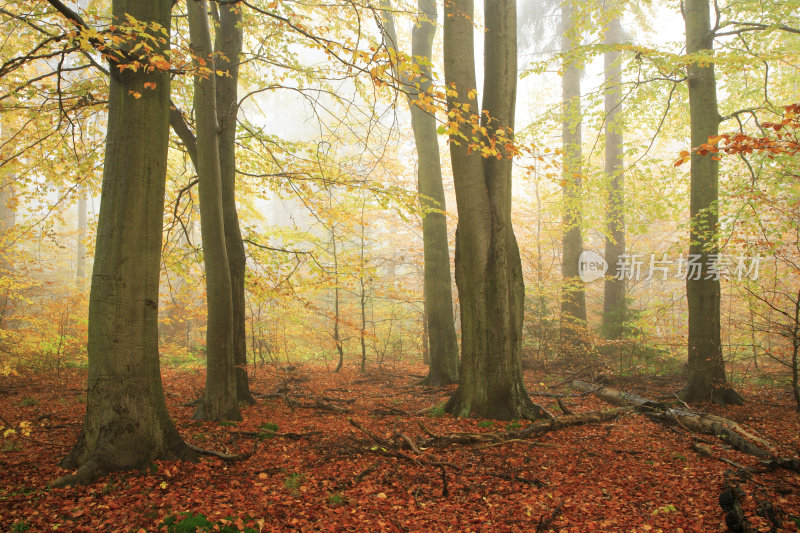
[0,362,799,532]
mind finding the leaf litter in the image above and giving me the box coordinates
[0,364,798,532]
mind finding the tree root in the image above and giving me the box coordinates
[50,440,200,488]
[50,458,107,488]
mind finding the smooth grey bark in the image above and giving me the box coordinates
[443,0,548,420]
[559,0,588,357]
[214,2,254,404]
[381,0,459,385]
[188,0,241,421]
[681,0,742,405]
[165,3,251,405]
[601,4,626,339]
[54,0,196,487]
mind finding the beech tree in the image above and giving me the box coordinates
[681,0,742,405]
[186,0,240,421]
[442,0,548,420]
[170,0,253,412]
[601,1,626,340]
[53,0,196,486]
[559,0,588,356]
[215,2,254,405]
[381,0,459,385]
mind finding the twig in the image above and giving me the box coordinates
[476,439,557,449]
[556,397,573,415]
[536,502,564,532]
[398,432,422,455]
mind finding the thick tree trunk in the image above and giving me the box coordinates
[559,0,588,357]
[54,0,196,487]
[443,0,547,420]
[681,0,742,405]
[214,2,254,405]
[381,0,459,385]
[188,0,241,421]
[601,5,626,340]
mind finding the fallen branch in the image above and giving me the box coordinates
[536,502,564,532]
[186,441,259,462]
[232,430,322,441]
[556,397,573,415]
[337,460,382,490]
[372,405,411,416]
[352,408,633,451]
[571,380,774,458]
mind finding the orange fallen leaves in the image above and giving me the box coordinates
[0,364,798,531]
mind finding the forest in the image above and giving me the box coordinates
[0,0,799,530]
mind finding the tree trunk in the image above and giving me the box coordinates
[559,0,588,358]
[359,201,368,372]
[0,180,15,272]
[601,4,626,340]
[381,0,459,385]
[188,0,241,421]
[54,0,196,487]
[442,0,548,420]
[332,229,345,372]
[76,187,87,287]
[422,312,430,365]
[681,0,742,405]
[791,290,799,411]
[214,2,254,405]
[360,276,367,372]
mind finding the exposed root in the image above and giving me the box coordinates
[50,458,107,488]
[50,441,199,488]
